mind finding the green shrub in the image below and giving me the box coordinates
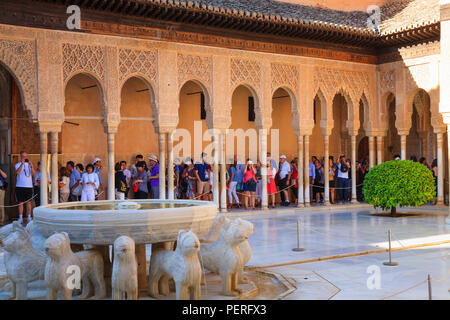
[363,160,436,216]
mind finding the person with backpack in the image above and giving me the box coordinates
[115,162,128,200]
[337,155,350,204]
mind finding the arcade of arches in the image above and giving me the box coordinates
[0,14,449,214]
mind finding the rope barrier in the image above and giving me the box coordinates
[0,192,39,208]
[380,279,428,300]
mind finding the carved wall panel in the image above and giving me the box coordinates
[119,48,157,86]
[0,39,37,118]
[271,63,299,93]
[62,43,105,84]
[177,53,212,91]
[380,70,395,94]
[230,58,261,92]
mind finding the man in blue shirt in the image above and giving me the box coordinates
[194,153,210,200]
[67,161,81,201]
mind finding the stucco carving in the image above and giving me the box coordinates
[119,48,157,85]
[0,38,37,118]
[271,63,299,93]
[177,53,212,90]
[405,64,430,94]
[62,43,105,83]
[230,58,261,90]
[314,67,370,105]
[380,70,395,93]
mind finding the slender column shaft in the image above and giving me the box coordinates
[304,135,310,206]
[167,131,174,200]
[437,132,444,204]
[39,133,48,206]
[351,135,357,202]
[50,132,59,204]
[260,129,268,209]
[368,136,375,168]
[400,134,407,160]
[219,130,227,212]
[107,133,115,200]
[212,134,219,206]
[377,136,383,165]
[324,135,330,205]
[158,133,166,199]
[297,135,304,207]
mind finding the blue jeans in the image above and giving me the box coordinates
[337,177,350,202]
[151,185,159,199]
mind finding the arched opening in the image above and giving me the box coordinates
[229,85,259,163]
[62,73,107,199]
[385,93,400,160]
[406,89,433,164]
[177,80,211,163]
[330,93,350,157]
[0,63,39,220]
[270,88,296,159]
[357,99,368,163]
[310,94,324,159]
[117,77,157,170]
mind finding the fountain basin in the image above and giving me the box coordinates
[33,199,217,245]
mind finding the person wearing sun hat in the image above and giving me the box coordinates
[278,155,291,206]
[148,154,159,199]
[93,157,102,199]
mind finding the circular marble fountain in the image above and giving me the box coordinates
[33,199,217,245]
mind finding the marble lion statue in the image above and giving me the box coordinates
[148,230,202,300]
[198,218,249,296]
[44,232,106,300]
[0,221,46,252]
[112,235,138,300]
[235,218,254,284]
[3,221,46,300]
[199,214,226,244]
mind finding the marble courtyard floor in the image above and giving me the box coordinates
[0,205,448,300]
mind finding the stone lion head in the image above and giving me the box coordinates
[177,229,200,256]
[44,232,72,258]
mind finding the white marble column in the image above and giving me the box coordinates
[376,135,383,165]
[259,129,268,210]
[107,133,115,200]
[50,132,59,204]
[437,132,444,204]
[297,135,304,207]
[219,130,227,212]
[304,135,310,207]
[400,134,407,160]
[212,133,219,206]
[39,132,48,206]
[158,132,166,200]
[167,131,174,200]
[323,135,330,205]
[351,134,357,202]
[368,136,375,168]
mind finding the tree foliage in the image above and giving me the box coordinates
[363,160,436,215]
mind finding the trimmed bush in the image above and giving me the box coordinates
[363,160,436,216]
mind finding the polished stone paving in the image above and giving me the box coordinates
[242,208,449,299]
[0,207,448,300]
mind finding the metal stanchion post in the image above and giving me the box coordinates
[383,230,398,266]
[428,274,432,300]
[292,220,305,252]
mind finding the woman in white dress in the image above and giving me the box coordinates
[81,164,99,202]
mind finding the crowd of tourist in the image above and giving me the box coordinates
[0,149,441,225]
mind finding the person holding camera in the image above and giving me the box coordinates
[0,168,7,225]
[337,155,350,204]
[15,151,35,224]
